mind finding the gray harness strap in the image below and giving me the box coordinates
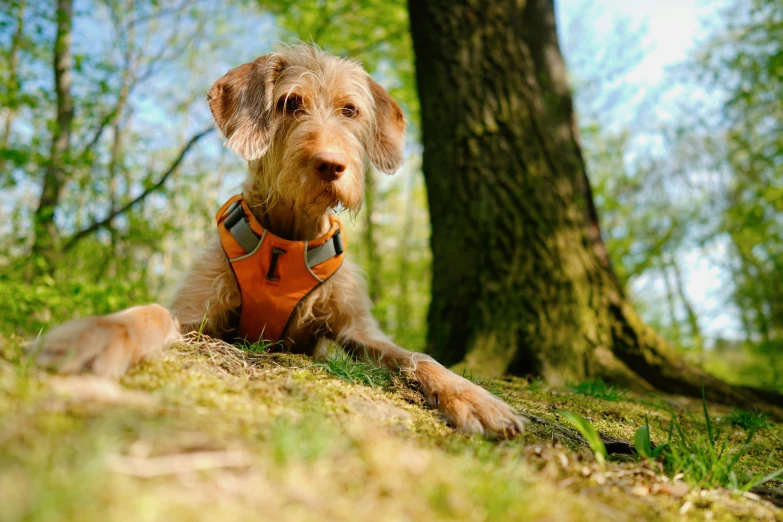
[223,201,344,267]
[307,229,344,267]
[223,201,260,254]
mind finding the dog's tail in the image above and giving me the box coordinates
[32,304,181,379]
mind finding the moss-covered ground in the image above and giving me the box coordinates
[1,335,781,521]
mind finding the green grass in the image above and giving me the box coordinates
[649,385,783,491]
[234,336,279,354]
[559,411,607,469]
[313,350,393,389]
[568,379,628,401]
[2,336,783,521]
[557,382,783,493]
[724,408,773,431]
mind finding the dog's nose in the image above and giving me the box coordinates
[312,152,347,181]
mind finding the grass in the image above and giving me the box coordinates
[234,336,280,354]
[554,381,783,494]
[568,379,628,401]
[1,334,782,521]
[313,350,394,389]
[725,408,773,431]
[655,384,783,491]
[559,411,607,470]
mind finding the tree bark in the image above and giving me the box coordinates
[408,0,783,412]
[30,0,74,276]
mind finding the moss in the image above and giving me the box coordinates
[1,340,781,521]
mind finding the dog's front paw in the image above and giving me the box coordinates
[432,376,524,439]
[32,304,180,379]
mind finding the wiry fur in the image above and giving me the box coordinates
[34,45,523,439]
[34,304,181,379]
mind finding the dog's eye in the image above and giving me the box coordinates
[341,104,358,118]
[277,95,303,113]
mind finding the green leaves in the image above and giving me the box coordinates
[558,411,607,469]
[633,415,669,461]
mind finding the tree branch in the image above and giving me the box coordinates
[63,126,214,251]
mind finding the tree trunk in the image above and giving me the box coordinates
[670,256,704,356]
[31,0,74,276]
[0,0,25,166]
[408,0,783,412]
[364,168,382,306]
[661,263,682,346]
[396,169,417,341]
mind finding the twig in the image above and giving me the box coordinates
[63,126,214,251]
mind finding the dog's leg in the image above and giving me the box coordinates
[33,304,181,378]
[325,266,523,439]
[342,325,523,438]
[34,236,239,377]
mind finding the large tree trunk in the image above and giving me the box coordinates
[408,0,783,412]
[31,0,74,276]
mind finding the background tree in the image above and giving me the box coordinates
[408,0,781,409]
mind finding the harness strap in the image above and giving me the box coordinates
[307,229,344,267]
[222,200,344,268]
[223,201,260,254]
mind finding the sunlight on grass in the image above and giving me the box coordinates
[567,379,628,401]
[313,351,393,389]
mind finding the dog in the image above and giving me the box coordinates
[34,45,523,439]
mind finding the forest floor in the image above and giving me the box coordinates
[1,334,782,522]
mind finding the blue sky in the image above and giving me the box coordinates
[557,0,742,343]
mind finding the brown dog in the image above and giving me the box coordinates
[35,45,523,439]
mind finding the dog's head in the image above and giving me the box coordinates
[207,45,406,217]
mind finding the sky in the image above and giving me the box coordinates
[556,0,742,343]
[558,0,712,83]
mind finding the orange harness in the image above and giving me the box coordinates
[216,194,346,343]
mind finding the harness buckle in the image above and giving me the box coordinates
[266,247,287,281]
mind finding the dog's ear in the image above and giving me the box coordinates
[368,78,406,174]
[207,54,284,161]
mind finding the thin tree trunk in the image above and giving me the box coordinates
[364,168,384,323]
[0,0,25,167]
[409,0,783,412]
[670,256,704,357]
[662,263,682,346]
[98,0,136,279]
[30,0,74,277]
[396,169,417,341]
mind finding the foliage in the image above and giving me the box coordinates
[567,379,628,402]
[647,385,783,491]
[566,0,783,389]
[724,408,772,432]
[558,411,607,470]
[633,415,670,461]
[694,0,783,380]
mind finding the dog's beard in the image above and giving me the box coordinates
[287,180,340,220]
[308,183,340,213]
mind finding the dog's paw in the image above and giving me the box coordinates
[32,304,180,379]
[433,377,525,439]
